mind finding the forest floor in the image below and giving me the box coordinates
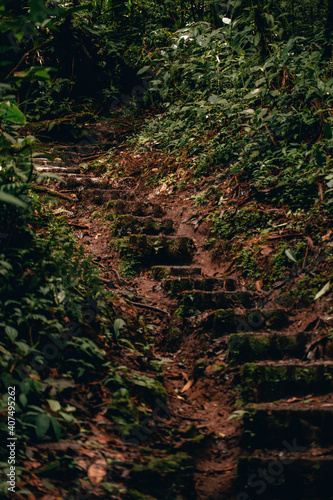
[19,113,333,500]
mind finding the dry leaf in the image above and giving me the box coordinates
[180,379,194,393]
[306,236,314,250]
[322,230,332,241]
[255,280,263,291]
[87,457,108,485]
[314,282,330,300]
[259,245,274,256]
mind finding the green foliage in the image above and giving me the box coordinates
[135,10,333,208]
[213,204,270,239]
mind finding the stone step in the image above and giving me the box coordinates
[237,455,333,499]
[241,403,333,449]
[64,176,110,189]
[83,189,136,205]
[116,235,195,270]
[227,332,312,364]
[162,277,237,296]
[114,200,165,218]
[108,214,174,237]
[178,290,255,313]
[201,308,290,336]
[239,361,333,403]
[34,166,78,174]
[33,157,62,165]
[150,266,202,280]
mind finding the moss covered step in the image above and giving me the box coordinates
[180,291,254,311]
[239,361,333,402]
[108,214,173,237]
[34,166,79,174]
[162,277,237,296]
[237,455,333,499]
[151,266,202,280]
[65,176,110,188]
[84,188,136,204]
[241,403,333,449]
[116,235,195,272]
[202,308,290,336]
[227,332,311,364]
[114,199,165,217]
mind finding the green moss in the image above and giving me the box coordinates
[237,247,260,278]
[164,278,193,296]
[239,363,333,402]
[151,267,171,280]
[114,236,194,276]
[132,452,192,475]
[279,274,332,308]
[213,309,238,336]
[130,451,194,500]
[213,204,270,239]
[163,278,217,296]
[228,334,270,364]
[126,490,157,500]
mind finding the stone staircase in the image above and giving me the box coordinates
[34,153,333,500]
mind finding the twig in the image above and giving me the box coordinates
[7,39,53,77]
[128,300,170,316]
[68,223,89,229]
[264,124,276,147]
[32,185,72,200]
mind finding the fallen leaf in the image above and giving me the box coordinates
[314,282,330,301]
[259,245,274,256]
[180,379,194,393]
[87,457,108,484]
[322,230,332,241]
[285,248,297,263]
[255,280,263,291]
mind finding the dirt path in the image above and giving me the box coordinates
[33,134,333,499]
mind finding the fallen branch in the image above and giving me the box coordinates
[32,185,72,200]
[128,300,170,316]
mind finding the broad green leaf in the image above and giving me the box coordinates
[35,69,51,80]
[56,290,66,304]
[19,393,28,407]
[314,282,330,301]
[245,88,261,99]
[47,399,61,412]
[5,325,18,341]
[113,318,126,338]
[0,101,26,124]
[323,123,332,140]
[50,415,61,441]
[15,341,30,354]
[35,413,51,438]
[285,249,297,263]
[0,190,26,208]
[137,65,151,75]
